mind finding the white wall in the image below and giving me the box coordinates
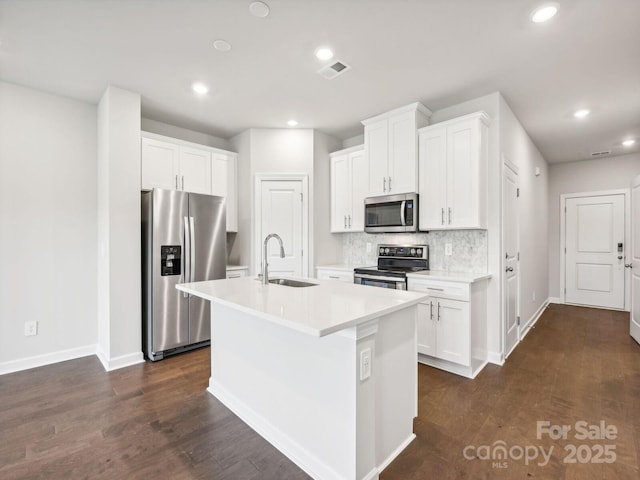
[97,86,144,370]
[499,96,549,338]
[548,153,640,300]
[141,118,231,151]
[313,131,343,267]
[0,81,98,372]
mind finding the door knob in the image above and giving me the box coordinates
[506,266,514,272]
[625,264,633,268]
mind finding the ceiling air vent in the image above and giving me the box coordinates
[317,60,350,80]
[590,150,611,157]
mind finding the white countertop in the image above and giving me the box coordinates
[226,265,248,271]
[177,276,428,337]
[406,270,492,283]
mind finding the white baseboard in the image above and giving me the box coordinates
[208,379,345,480]
[0,344,97,375]
[96,349,144,372]
[377,434,415,476]
[486,351,504,366]
[521,300,549,340]
[548,297,561,304]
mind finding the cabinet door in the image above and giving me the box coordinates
[418,127,447,229]
[365,120,389,196]
[446,118,480,228]
[141,138,180,190]
[211,152,238,232]
[179,146,211,195]
[436,298,470,366]
[388,111,418,194]
[417,301,437,357]
[349,149,367,231]
[331,154,350,232]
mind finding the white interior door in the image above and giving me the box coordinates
[630,176,640,343]
[565,194,625,309]
[503,163,519,357]
[259,179,305,277]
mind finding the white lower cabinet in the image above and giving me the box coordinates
[316,266,355,283]
[409,275,488,378]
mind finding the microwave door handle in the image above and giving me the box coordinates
[400,200,406,226]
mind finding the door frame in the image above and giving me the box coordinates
[253,173,309,277]
[501,156,520,360]
[560,189,631,310]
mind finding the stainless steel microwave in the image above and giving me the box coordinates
[364,193,418,233]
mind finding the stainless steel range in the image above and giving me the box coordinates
[354,244,429,290]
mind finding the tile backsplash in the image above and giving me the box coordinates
[342,230,487,273]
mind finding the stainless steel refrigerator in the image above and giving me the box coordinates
[141,189,226,361]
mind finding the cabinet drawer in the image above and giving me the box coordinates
[316,269,354,283]
[408,279,469,301]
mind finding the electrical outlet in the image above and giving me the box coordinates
[445,243,453,256]
[24,321,38,336]
[360,348,371,381]
[366,242,372,254]
[532,290,536,302]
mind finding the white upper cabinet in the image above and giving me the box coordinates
[362,103,431,197]
[418,111,489,230]
[211,151,238,232]
[179,146,212,195]
[330,145,367,232]
[141,132,238,231]
[141,136,211,194]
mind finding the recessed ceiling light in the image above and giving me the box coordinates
[192,83,209,95]
[531,3,559,23]
[249,1,270,18]
[622,139,636,147]
[573,109,590,119]
[213,39,232,52]
[315,47,334,61]
[287,120,298,127]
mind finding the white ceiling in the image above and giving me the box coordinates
[1,0,638,163]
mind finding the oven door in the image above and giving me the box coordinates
[354,273,407,290]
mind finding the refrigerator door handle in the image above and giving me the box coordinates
[183,216,191,297]
[189,216,195,283]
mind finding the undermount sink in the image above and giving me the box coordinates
[268,278,317,288]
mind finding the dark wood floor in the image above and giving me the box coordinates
[1,304,638,479]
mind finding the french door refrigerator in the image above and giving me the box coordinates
[142,189,226,361]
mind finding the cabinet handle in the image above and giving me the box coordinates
[348,214,351,228]
[441,208,445,225]
[429,301,434,320]
[506,266,514,272]
[448,207,452,224]
[329,275,340,279]
[181,175,185,190]
[175,175,179,190]
[344,215,347,228]
[437,302,441,322]
[427,287,444,291]
[388,176,392,192]
[383,177,387,192]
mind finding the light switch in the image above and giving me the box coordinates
[445,243,453,256]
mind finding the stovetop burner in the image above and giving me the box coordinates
[354,244,429,279]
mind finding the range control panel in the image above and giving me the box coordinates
[378,244,428,260]
[161,245,181,276]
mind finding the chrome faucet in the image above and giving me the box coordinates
[262,233,285,284]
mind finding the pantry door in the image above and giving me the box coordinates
[255,175,308,277]
[564,193,625,309]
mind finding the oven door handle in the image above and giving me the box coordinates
[400,200,406,226]
[354,273,405,283]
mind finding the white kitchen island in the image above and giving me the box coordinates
[176,276,428,480]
